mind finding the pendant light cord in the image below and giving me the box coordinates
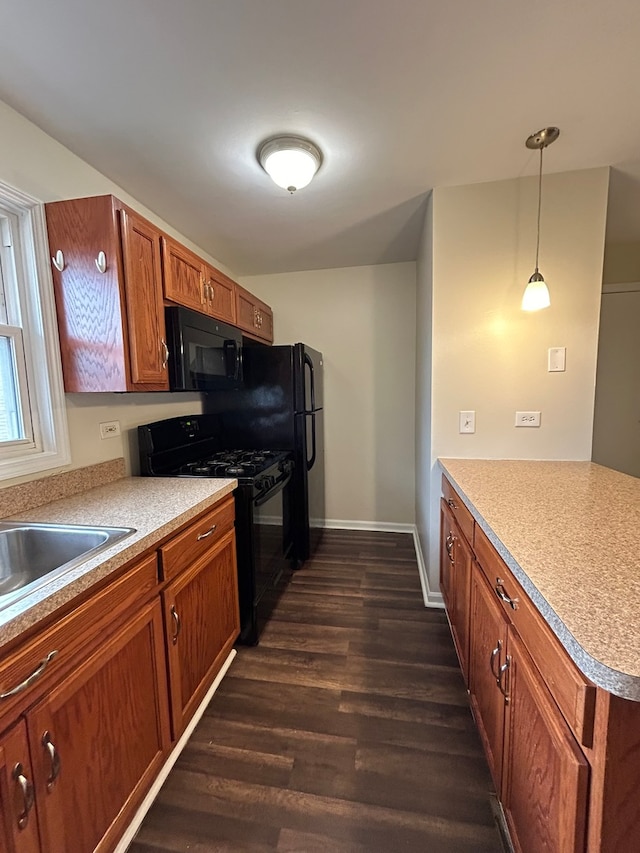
[535,146,543,272]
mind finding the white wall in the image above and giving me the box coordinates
[419,168,609,598]
[0,99,233,484]
[241,263,417,526]
[415,193,434,596]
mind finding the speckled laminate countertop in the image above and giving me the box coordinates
[439,458,640,702]
[0,476,236,649]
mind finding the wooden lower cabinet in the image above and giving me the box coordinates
[441,472,640,853]
[163,528,239,738]
[440,499,472,681]
[468,567,508,791]
[503,630,589,853]
[0,720,41,853]
[26,599,170,853]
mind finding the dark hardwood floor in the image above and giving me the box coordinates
[129,529,503,852]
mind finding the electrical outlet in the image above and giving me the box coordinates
[459,411,476,434]
[515,411,541,428]
[99,420,121,439]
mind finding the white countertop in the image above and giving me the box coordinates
[0,476,236,649]
[439,458,640,701]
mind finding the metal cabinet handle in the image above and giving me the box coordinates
[495,578,519,610]
[170,605,181,645]
[196,524,217,541]
[161,338,170,369]
[95,251,107,274]
[0,650,58,700]
[498,656,511,705]
[12,763,35,829]
[490,640,502,680]
[447,497,457,510]
[445,532,455,564]
[42,731,61,792]
[208,283,215,300]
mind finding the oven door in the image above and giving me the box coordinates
[252,476,293,630]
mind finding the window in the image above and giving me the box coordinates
[0,181,69,480]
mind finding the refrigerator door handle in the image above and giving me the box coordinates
[304,351,315,412]
[306,412,316,471]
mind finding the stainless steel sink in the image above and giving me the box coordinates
[0,521,135,610]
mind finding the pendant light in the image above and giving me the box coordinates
[258,136,322,193]
[522,126,560,311]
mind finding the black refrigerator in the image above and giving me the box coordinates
[203,343,325,564]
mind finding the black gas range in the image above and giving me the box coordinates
[175,449,291,482]
[138,415,294,645]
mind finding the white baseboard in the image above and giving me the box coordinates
[114,648,237,853]
[318,518,444,610]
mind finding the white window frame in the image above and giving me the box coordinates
[0,180,70,479]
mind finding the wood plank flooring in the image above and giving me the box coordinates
[129,529,503,853]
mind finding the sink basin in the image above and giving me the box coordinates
[0,521,135,610]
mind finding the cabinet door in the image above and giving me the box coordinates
[45,195,129,392]
[161,236,206,313]
[163,529,239,738]
[203,265,236,324]
[439,499,455,613]
[120,209,169,389]
[502,630,589,853]
[27,600,170,853]
[468,567,508,791]
[440,500,472,682]
[235,284,258,335]
[0,720,40,853]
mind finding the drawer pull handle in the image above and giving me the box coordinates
[12,763,35,829]
[445,532,455,564]
[490,640,502,680]
[170,605,181,644]
[498,656,511,704]
[161,338,170,369]
[447,498,457,509]
[197,524,217,541]
[495,578,519,611]
[0,650,58,700]
[42,731,61,792]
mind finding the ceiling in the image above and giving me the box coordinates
[1,0,640,275]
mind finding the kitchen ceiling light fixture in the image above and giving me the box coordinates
[258,136,322,193]
[522,126,560,312]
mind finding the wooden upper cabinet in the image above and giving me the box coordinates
[161,236,205,314]
[203,264,236,324]
[120,209,167,386]
[45,195,168,392]
[162,236,237,325]
[235,283,273,343]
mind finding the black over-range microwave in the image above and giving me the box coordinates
[165,306,243,391]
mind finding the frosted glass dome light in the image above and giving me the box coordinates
[258,136,322,193]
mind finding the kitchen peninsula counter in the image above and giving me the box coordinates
[439,458,640,701]
[0,473,236,649]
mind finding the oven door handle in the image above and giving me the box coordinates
[254,468,293,507]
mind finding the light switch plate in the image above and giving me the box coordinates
[548,347,566,372]
[459,411,476,433]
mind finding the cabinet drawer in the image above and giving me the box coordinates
[474,524,596,747]
[441,475,474,544]
[159,496,235,582]
[0,553,158,727]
